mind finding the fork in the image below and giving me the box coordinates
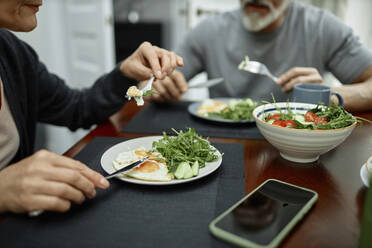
[238,57,278,83]
[140,75,155,94]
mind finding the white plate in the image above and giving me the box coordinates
[188,98,255,124]
[100,136,222,185]
[360,163,370,187]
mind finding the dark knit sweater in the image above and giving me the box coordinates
[0,29,132,164]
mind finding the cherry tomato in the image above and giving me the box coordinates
[273,120,285,127]
[284,120,297,127]
[304,111,317,122]
[272,120,296,128]
[315,117,328,125]
[267,114,282,121]
[305,111,328,125]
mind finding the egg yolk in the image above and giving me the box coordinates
[133,161,160,172]
[135,150,147,157]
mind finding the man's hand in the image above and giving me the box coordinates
[277,67,323,92]
[120,42,184,82]
[0,150,110,213]
[141,69,188,102]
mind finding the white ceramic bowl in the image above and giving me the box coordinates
[252,102,357,163]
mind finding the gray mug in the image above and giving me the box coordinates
[292,83,344,107]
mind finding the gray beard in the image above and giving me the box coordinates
[241,0,289,32]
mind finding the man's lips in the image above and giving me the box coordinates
[245,4,270,14]
[24,4,41,12]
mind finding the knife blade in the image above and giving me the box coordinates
[106,156,149,179]
[188,77,224,89]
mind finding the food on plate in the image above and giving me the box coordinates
[126,86,156,106]
[174,161,199,179]
[112,128,220,182]
[152,128,220,179]
[113,147,172,181]
[197,98,259,121]
[197,99,228,117]
[264,104,357,130]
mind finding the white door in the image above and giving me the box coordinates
[19,0,116,154]
[65,0,115,88]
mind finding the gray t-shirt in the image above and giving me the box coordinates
[176,0,372,102]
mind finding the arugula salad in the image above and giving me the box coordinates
[264,104,357,130]
[207,98,260,121]
[151,128,220,179]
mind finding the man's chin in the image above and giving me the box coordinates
[10,20,37,32]
[242,15,272,32]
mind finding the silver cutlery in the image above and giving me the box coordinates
[105,156,149,179]
[140,75,155,94]
[188,77,224,89]
[238,56,278,83]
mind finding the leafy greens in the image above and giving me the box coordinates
[207,98,260,121]
[142,89,157,97]
[151,128,220,173]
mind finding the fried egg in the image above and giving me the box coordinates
[113,146,147,168]
[124,160,172,182]
[197,99,228,117]
[113,147,172,182]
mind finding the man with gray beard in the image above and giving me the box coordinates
[149,0,372,112]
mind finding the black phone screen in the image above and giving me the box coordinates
[214,180,316,246]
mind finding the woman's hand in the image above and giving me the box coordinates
[120,42,184,82]
[139,70,188,102]
[0,150,109,213]
[276,67,323,92]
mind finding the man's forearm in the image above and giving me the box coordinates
[333,79,372,113]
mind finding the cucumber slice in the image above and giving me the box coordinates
[184,163,193,179]
[183,165,192,179]
[174,162,189,179]
[192,161,199,176]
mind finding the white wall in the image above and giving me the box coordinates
[15,2,69,83]
[14,1,93,154]
[344,0,372,50]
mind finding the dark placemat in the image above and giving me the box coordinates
[0,137,245,248]
[122,102,263,139]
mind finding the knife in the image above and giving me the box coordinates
[188,77,224,89]
[105,156,149,179]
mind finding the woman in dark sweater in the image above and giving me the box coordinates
[0,0,183,214]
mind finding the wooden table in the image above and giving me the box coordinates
[64,101,372,248]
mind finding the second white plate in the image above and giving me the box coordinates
[188,98,256,124]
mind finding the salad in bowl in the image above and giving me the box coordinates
[252,102,358,163]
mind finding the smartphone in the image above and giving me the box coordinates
[210,179,318,248]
